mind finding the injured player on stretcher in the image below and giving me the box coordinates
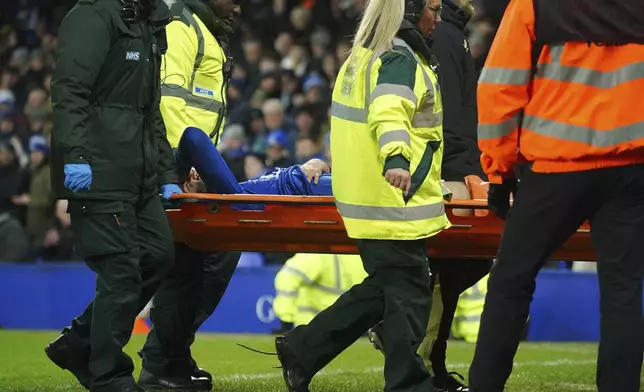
[177,127,451,207]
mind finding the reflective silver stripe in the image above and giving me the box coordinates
[181,9,204,92]
[478,116,520,140]
[378,129,410,149]
[413,111,442,128]
[281,266,346,295]
[276,290,298,297]
[537,61,644,89]
[523,115,644,148]
[162,84,223,112]
[370,84,417,106]
[336,200,445,222]
[392,37,442,129]
[392,38,433,89]
[298,306,323,314]
[331,101,367,123]
[454,315,482,323]
[479,67,531,85]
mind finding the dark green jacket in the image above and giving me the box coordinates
[51,0,178,200]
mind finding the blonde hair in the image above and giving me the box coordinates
[348,0,405,61]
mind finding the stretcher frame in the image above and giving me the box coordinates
[166,194,595,261]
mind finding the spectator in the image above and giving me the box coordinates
[261,98,297,151]
[265,129,294,169]
[244,153,266,179]
[0,142,25,218]
[0,115,28,167]
[295,136,324,164]
[220,124,249,182]
[23,134,52,247]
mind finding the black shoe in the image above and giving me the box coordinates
[138,367,212,391]
[191,367,212,382]
[275,336,310,392]
[44,333,92,390]
[139,350,212,382]
[435,372,469,392]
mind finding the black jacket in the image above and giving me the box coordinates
[51,0,178,200]
[432,0,485,181]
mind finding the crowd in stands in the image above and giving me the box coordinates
[0,0,501,262]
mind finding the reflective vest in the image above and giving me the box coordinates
[161,0,228,148]
[452,273,488,343]
[330,36,450,240]
[477,0,644,184]
[273,253,368,326]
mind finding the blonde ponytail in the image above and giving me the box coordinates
[348,0,405,62]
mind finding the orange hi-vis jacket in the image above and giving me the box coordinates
[477,0,644,184]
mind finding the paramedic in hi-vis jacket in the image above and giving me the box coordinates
[137,0,243,390]
[469,0,644,391]
[273,253,368,329]
[274,0,450,391]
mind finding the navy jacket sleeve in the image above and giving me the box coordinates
[431,24,477,181]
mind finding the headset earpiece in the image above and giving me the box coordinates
[404,0,428,23]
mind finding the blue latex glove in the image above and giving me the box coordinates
[160,184,183,201]
[64,164,92,192]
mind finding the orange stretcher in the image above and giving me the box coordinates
[166,193,596,261]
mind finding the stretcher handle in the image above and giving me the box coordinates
[170,193,490,209]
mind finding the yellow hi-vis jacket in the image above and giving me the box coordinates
[452,273,489,343]
[273,254,368,326]
[330,34,450,240]
[161,0,228,148]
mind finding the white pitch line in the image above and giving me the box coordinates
[212,359,597,382]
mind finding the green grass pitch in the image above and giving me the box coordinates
[0,330,606,391]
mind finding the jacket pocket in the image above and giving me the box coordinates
[68,200,132,257]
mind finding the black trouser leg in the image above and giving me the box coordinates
[66,195,174,392]
[288,239,433,392]
[589,165,644,392]
[469,171,591,392]
[424,259,491,383]
[142,243,204,377]
[141,248,240,376]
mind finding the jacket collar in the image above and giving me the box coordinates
[397,21,434,64]
[441,0,471,31]
[182,0,233,39]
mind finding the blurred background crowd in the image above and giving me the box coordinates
[0,0,507,262]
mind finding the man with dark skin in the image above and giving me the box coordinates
[136,0,243,390]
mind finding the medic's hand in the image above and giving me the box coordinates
[64,164,92,192]
[487,178,518,220]
[384,168,411,196]
[300,159,331,184]
[160,184,183,201]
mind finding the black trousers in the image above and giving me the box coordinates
[140,243,240,376]
[63,193,174,392]
[371,259,492,383]
[469,164,644,392]
[287,239,433,392]
[422,259,492,382]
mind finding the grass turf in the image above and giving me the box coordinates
[0,330,600,392]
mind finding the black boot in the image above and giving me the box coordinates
[189,357,213,382]
[138,368,212,391]
[138,349,213,383]
[275,336,310,392]
[44,333,92,390]
[435,372,469,392]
